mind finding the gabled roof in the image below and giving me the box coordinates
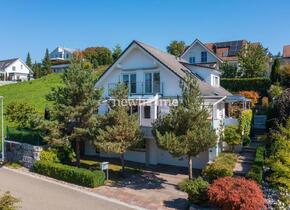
[97,40,231,97]
[283,45,290,58]
[0,58,18,71]
[181,39,224,63]
[205,40,248,57]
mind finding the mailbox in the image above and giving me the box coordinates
[100,162,109,180]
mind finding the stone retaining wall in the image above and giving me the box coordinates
[5,141,43,168]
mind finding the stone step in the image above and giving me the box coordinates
[238,156,255,161]
[237,159,253,164]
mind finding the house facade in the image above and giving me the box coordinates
[181,39,248,69]
[0,58,33,81]
[282,45,290,65]
[49,47,77,73]
[81,40,244,169]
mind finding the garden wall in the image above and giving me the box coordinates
[5,141,43,168]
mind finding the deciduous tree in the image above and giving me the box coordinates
[152,75,216,179]
[166,40,186,57]
[238,43,269,77]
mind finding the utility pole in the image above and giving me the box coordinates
[0,96,3,163]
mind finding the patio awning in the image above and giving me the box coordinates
[224,95,251,103]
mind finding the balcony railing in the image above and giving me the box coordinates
[108,82,164,96]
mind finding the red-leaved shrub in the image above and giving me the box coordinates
[207,177,266,210]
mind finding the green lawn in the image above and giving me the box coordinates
[79,158,142,183]
[0,74,62,114]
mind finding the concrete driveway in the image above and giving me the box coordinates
[0,167,138,210]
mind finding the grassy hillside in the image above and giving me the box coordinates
[0,65,107,114]
[0,74,62,114]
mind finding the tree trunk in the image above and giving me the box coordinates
[76,141,80,167]
[188,155,193,180]
[120,153,125,173]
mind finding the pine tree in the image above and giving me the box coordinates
[112,44,122,61]
[26,52,32,69]
[94,83,141,172]
[44,61,102,167]
[42,49,52,75]
[32,62,41,78]
[152,75,217,179]
[270,58,281,84]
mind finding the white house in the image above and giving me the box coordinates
[0,58,33,81]
[49,47,77,73]
[86,40,242,169]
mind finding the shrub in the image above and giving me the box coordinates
[261,97,269,110]
[268,84,283,100]
[267,119,290,190]
[243,135,250,146]
[280,64,290,87]
[202,153,238,183]
[207,177,266,210]
[223,125,242,151]
[220,77,271,96]
[6,101,40,129]
[246,146,265,184]
[239,91,260,107]
[0,191,20,210]
[180,177,209,204]
[40,149,60,163]
[33,161,105,187]
[239,109,253,137]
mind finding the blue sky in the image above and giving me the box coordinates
[0,0,289,62]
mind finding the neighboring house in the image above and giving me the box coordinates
[282,45,290,65]
[181,39,248,70]
[87,40,247,169]
[49,47,77,73]
[0,58,33,81]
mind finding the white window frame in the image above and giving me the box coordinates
[212,75,220,87]
[144,71,160,94]
[121,72,137,94]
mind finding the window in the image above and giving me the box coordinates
[189,57,195,64]
[12,66,16,71]
[122,73,136,94]
[129,106,138,115]
[201,51,207,63]
[21,65,23,69]
[212,75,219,87]
[145,72,160,94]
[144,106,151,119]
[222,50,228,57]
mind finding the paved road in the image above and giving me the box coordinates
[0,167,137,210]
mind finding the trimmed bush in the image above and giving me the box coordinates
[246,146,265,184]
[243,135,251,146]
[223,125,242,151]
[40,150,60,163]
[202,153,238,183]
[208,177,266,210]
[239,109,253,137]
[220,77,271,96]
[178,177,209,204]
[33,161,105,187]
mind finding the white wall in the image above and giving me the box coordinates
[96,45,182,98]
[4,59,32,81]
[186,65,221,87]
[181,42,218,64]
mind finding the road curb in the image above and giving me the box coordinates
[2,166,146,210]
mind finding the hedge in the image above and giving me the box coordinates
[246,146,265,184]
[33,161,105,187]
[202,153,238,183]
[220,78,271,95]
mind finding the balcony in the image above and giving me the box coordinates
[108,82,164,96]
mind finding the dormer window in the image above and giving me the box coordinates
[212,75,219,87]
[12,66,16,71]
[201,51,207,63]
[189,57,195,64]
